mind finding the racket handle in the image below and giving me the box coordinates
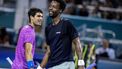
[6,57,13,65]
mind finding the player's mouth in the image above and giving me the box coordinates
[36,21,42,26]
[36,22,41,26]
[49,11,53,15]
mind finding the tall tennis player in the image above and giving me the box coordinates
[37,0,85,69]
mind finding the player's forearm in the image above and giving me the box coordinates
[73,37,83,59]
[40,52,50,68]
[25,43,34,68]
[25,50,34,69]
[25,50,33,61]
[37,52,50,69]
[25,43,33,61]
[73,37,85,69]
[76,48,82,59]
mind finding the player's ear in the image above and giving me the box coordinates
[30,16,33,19]
[30,16,34,20]
[30,16,34,22]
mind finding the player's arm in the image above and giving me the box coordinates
[72,37,85,69]
[40,43,50,67]
[37,43,51,69]
[25,43,34,69]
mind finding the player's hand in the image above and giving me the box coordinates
[37,65,43,69]
[78,66,85,69]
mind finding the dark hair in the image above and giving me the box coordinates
[28,8,43,22]
[52,0,66,12]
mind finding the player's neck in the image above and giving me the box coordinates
[52,15,61,25]
[29,23,35,28]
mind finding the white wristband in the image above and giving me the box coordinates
[78,60,85,66]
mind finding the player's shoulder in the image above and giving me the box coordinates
[21,25,32,32]
[62,18,74,28]
[61,18,72,26]
[23,25,31,29]
[45,23,52,30]
[61,18,71,23]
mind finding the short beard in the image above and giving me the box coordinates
[49,14,57,18]
[49,12,59,18]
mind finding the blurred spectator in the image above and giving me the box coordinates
[104,0,113,7]
[48,0,122,21]
[96,39,115,59]
[0,27,10,46]
[64,0,76,15]
[116,12,122,21]
[91,0,98,6]
[89,4,102,18]
[82,42,96,68]
[101,11,116,20]
[73,0,83,5]
[64,0,122,21]
[78,4,89,16]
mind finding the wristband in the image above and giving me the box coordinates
[78,60,85,66]
[27,61,34,69]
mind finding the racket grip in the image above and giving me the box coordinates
[6,57,13,65]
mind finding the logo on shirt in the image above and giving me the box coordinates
[56,31,61,34]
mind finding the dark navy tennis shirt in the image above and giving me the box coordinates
[45,19,79,68]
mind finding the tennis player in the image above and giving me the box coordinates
[12,8,43,69]
[37,0,85,69]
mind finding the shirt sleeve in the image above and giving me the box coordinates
[23,29,33,44]
[67,20,79,40]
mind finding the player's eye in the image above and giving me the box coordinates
[37,15,41,17]
[37,15,43,17]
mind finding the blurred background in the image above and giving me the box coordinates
[0,0,122,69]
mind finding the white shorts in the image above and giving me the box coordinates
[48,61,75,69]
